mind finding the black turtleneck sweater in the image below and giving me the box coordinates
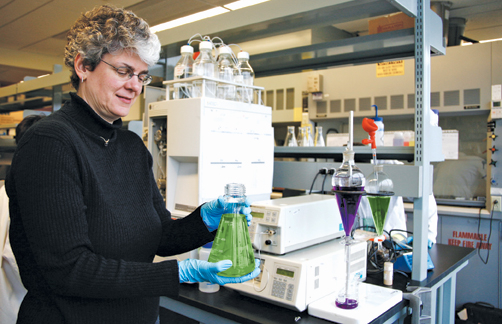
[6,93,214,324]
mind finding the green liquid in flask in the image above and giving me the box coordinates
[208,212,255,277]
[367,196,391,236]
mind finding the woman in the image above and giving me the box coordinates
[6,5,259,324]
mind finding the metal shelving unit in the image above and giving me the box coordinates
[0,67,70,113]
[271,1,465,322]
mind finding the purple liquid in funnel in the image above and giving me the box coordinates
[334,186,364,237]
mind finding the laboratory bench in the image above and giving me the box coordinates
[160,244,475,324]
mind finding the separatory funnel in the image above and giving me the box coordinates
[366,165,394,242]
[208,183,256,277]
[362,118,395,265]
[332,112,365,310]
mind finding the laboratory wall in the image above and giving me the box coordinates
[257,42,496,201]
[407,212,502,310]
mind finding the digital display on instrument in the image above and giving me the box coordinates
[277,268,294,278]
[251,211,264,219]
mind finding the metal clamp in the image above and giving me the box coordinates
[403,286,432,324]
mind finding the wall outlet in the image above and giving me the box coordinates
[491,196,502,212]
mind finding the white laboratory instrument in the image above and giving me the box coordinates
[226,238,367,312]
[249,195,345,254]
[148,88,273,218]
[308,283,403,324]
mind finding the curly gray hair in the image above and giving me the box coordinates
[65,5,161,90]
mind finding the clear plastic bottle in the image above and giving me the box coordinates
[199,242,220,293]
[283,126,298,146]
[372,105,384,147]
[314,126,325,147]
[193,41,216,98]
[373,117,384,147]
[208,183,255,277]
[393,132,404,146]
[173,45,194,99]
[235,51,254,103]
[216,46,236,101]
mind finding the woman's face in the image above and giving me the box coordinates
[79,51,148,123]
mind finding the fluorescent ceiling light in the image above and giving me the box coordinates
[480,37,502,43]
[462,37,502,46]
[223,0,270,11]
[150,7,229,33]
[150,0,270,33]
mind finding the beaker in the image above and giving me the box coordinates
[208,183,256,277]
[283,126,298,146]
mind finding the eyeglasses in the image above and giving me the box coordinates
[100,59,152,86]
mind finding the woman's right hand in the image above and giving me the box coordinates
[178,259,260,285]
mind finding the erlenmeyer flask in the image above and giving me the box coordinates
[208,183,255,277]
[283,126,298,146]
[298,127,307,146]
[314,126,325,146]
[306,127,314,146]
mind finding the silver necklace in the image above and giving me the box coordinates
[99,136,110,147]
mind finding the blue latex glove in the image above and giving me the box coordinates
[405,236,434,249]
[178,258,261,285]
[200,196,252,231]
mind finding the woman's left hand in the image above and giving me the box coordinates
[200,196,252,231]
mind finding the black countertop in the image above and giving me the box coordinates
[166,244,475,324]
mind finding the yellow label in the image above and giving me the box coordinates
[376,60,405,78]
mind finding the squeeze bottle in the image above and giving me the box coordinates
[372,105,384,147]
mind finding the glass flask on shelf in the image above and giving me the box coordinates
[216,45,236,101]
[298,127,307,146]
[173,45,194,99]
[306,126,314,146]
[235,51,254,103]
[193,41,217,98]
[208,183,255,277]
[283,126,298,146]
[314,126,325,146]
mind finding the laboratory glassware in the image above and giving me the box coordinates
[366,164,394,255]
[297,127,307,147]
[283,126,298,146]
[216,46,236,101]
[314,126,325,146]
[208,183,256,277]
[193,41,217,98]
[235,51,254,103]
[332,112,365,310]
[173,45,194,99]
[199,242,220,293]
[306,126,314,146]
